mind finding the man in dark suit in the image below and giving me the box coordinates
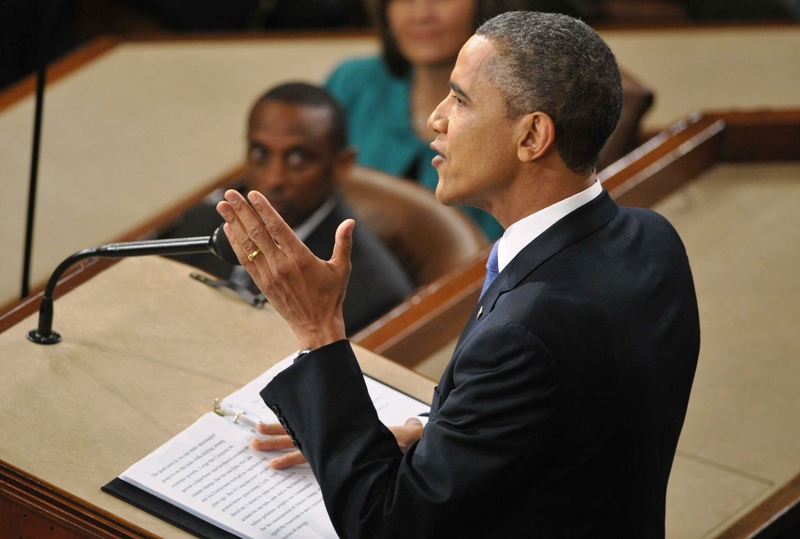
[162,83,413,335]
[216,12,700,538]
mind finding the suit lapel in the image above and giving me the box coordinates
[455,191,619,346]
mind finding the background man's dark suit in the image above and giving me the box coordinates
[263,191,700,538]
[163,190,413,334]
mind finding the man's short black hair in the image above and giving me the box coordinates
[477,12,623,175]
[254,82,349,153]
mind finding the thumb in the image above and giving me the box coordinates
[330,219,355,271]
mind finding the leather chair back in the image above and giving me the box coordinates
[341,166,488,288]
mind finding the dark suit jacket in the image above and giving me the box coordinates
[262,190,700,538]
[162,190,413,334]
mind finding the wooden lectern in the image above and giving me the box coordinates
[0,256,434,538]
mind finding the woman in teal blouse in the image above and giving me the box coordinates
[326,0,522,240]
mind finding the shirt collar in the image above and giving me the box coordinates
[497,180,603,272]
[292,194,338,242]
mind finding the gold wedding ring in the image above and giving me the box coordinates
[247,249,261,262]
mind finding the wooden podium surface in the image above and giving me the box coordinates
[0,256,435,538]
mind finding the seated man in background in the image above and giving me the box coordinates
[161,82,413,334]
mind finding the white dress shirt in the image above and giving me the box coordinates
[497,180,603,272]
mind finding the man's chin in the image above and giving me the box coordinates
[436,184,490,215]
[434,181,462,208]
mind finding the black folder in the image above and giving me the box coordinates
[102,478,238,539]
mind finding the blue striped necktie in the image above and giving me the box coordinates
[479,241,500,300]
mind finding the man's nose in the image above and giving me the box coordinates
[428,99,448,134]
[255,161,286,192]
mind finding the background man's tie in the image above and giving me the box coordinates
[479,241,500,300]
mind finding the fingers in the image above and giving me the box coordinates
[256,423,288,436]
[250,434,295,452]
[268,451,308,469]
[250,426,309,469]
[388,423,424,453]
[246,190,305,256]
[216,197,265,267]
[251,423,289,451]
[251,422,292,452]
[330,219,355,272]
[216,190,279,264]
[217,188,349,350]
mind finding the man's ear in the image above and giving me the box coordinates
[517,112,555,163]
[332,147,357,184]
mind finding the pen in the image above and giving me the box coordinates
[212,398,261,430]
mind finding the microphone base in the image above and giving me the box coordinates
[27,329,62,345]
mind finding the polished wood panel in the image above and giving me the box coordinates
[0,460,157,539]
[711,109,800,162]
[598,112,725,207]
[716,471,800,539]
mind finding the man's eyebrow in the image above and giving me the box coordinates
[450,81,470,101]
[288,143,312,153]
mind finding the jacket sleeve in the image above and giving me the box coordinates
[260,320,564,539]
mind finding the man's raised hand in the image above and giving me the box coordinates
[216,189,353,349]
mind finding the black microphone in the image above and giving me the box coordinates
[28,224,238,345]
[209,223,240,265]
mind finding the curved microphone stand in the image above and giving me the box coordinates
[28,225,237,344]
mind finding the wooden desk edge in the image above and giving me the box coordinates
[0,459,158,539]
[716,471,800,539]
